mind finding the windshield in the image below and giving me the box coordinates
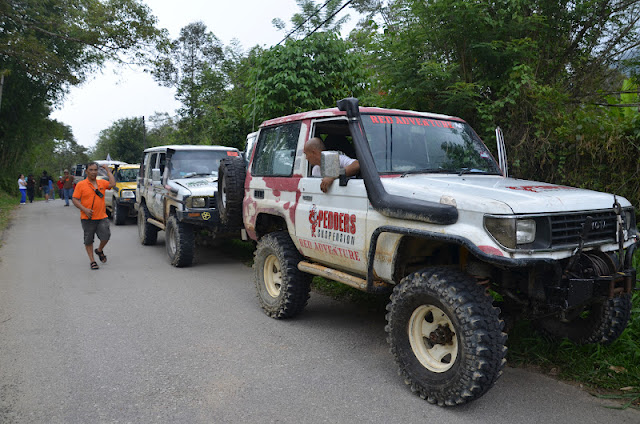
[117,168,138,182]
[169,150,237,178]
[361,114,500,175]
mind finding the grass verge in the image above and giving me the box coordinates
[0,191,19,246]
[505,292,640,409]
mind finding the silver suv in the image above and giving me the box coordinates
[137,145,241,267]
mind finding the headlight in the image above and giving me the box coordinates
[121,190,135,199]
[484,217,516,248]
[516,219,536,244]
[484,216,537,249]
[188,196,207,208]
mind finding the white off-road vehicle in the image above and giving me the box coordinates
[217,98,638,406]
[137,145,241,267]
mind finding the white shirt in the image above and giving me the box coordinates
[311,154,356,177]
[18,178,27,189]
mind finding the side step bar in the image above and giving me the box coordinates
[298,261,392,293]
[147,218,165,230]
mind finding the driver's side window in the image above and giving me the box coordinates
[309,119,356,177]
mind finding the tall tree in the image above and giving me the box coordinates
[249,32,367,123]
[0,0,166,186]
[151,22,225,144]
[0,0,166,101]
[272,0,352,38]
[92,117,146,164]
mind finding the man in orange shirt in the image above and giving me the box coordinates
[72,162,115,270]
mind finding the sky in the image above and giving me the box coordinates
[50,0,353,150]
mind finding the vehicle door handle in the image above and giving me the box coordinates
[303,195,312,201]
[254,190,264,199]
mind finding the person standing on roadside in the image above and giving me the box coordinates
[39,171,51,202]
[18,174,27,205]
[61,169,74,207]
[48,177,56,200]
[56,176,64,199]
[26,174,35,203]
[72,162,115,270]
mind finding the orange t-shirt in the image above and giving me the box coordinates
[73,178,110,220]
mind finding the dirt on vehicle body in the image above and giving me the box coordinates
[137,145,241,267]
[217,98,638,406]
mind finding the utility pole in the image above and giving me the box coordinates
[142,116,147,149]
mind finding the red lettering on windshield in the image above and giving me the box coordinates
[369,115,454,128]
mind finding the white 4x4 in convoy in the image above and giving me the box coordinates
[137,145,240,267]
[217,98,638,406]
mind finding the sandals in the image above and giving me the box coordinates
[90,249,106,269]
[95,248,107,263]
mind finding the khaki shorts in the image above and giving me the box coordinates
[81,218,110,245]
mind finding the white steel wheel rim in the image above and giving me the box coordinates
[263,254,282,298]
[167,224,177,256]
[408,304,458,373]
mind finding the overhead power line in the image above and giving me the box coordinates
[276,0,335,46]
[302,0,355,41]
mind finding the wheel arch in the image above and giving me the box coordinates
[255,212,292,240]
[393,235,471,283]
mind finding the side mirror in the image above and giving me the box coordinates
[495,127,508,177]
[321,151,340,178]
[151,168,161,183]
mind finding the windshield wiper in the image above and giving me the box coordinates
[399,168,500,177]
[182,172,213,178]
[458,168,501,176]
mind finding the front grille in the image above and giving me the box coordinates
[550,210,617,247]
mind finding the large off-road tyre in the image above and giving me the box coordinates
[386,267,507,406]
[254,231,311,319]
[165,214,195,267]
[113,200,127,226]
[535,294,632,345]
[137,203,158,246]
[217,156,246,228]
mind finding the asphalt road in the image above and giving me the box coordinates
[0,200,638,423]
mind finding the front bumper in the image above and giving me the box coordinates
[546,268,636,310]
[177,209,221,227]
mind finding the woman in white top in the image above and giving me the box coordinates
[18,174,27,204]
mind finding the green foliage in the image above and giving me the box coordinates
[151,21,225,144]
[273,0,351,37]
[354,0,640,209]
[145,113,181,147]
[249,32,368,123]
[0,0,166,97]
[0,0,165,196]
[0,190,18,247]
[506,290,640,404]
[92,117,146,163]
